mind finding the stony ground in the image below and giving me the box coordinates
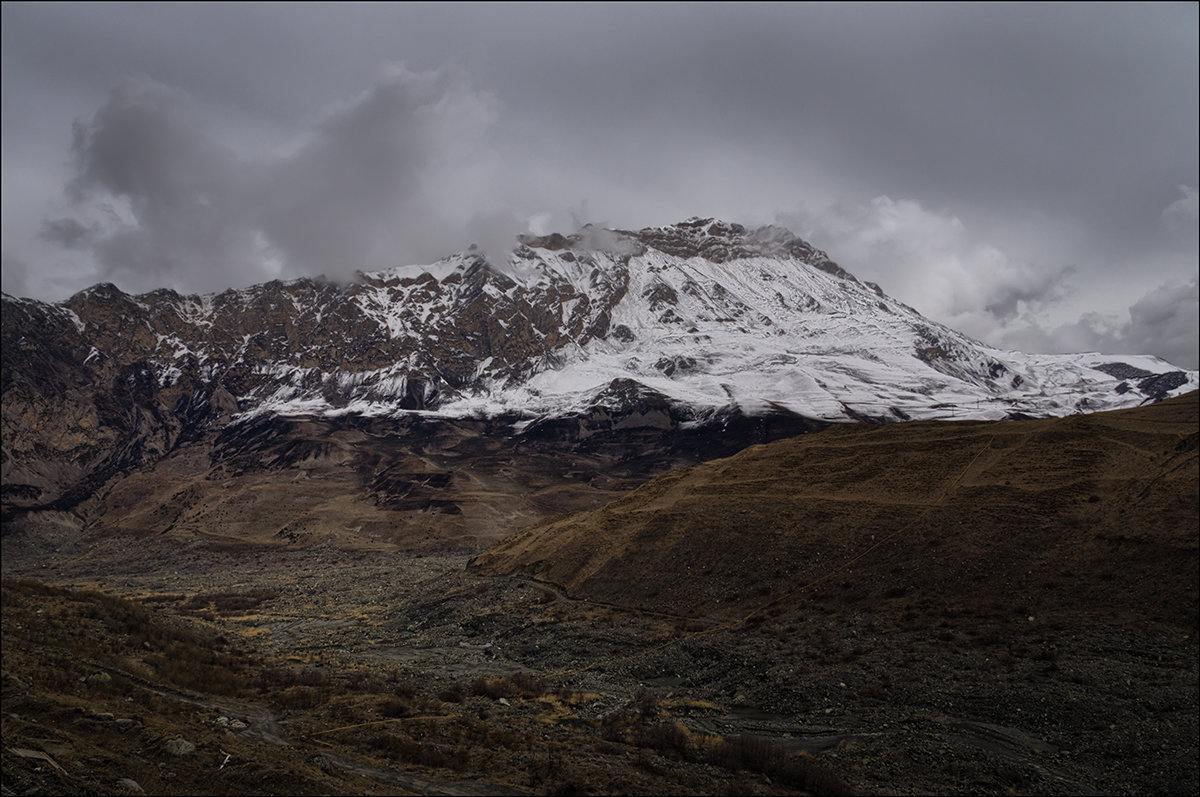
[4,397,1197,795]
[4,535,1195,796]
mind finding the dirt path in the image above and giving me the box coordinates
[321,753,528,796]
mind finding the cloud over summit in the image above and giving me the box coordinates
[48,65,500,295]
[2,3,1196,368]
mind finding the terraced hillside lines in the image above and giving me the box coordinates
[472,392,1200,629]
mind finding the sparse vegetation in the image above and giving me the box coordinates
[467,671,547,700]
[176,587,280,617]
[4,394,1197,796]
[3,578,837,795]
[710,734,855,796]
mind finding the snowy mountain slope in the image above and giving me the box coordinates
[6,217,1195,425]
[245,217,1197,424]
[2,218,1195,518]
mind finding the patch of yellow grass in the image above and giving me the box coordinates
[234,626,273,638]
[661,696,721,712]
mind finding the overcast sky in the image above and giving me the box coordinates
[2,2,1197,368]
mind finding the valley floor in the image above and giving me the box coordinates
[3,534,1196,796]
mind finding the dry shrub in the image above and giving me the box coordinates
[391,677,417,700]
[297,667,330,687]
[468,671,546,700]
[274,685,320,709]
[379,696,413,718]
[178,588,279,616]
[368,732,449,768]
[139,593,186,604]
[711,734,855,795]
[2,580,257,698]
[438,682,466,703]
[634,747,666,776]
[633,721,693,759]
[509,671,546,695]
[634,689,661,719]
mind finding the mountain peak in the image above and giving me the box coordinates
[3,218,1197,519]
[592,218,852,283]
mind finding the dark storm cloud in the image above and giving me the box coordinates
[58,77,257,293]
[254,64,497,276]
[49,66,497,294]
[1,2,1196,367]
[1126,278,1200,366]
[40,217,93,249]
[454,3,1197,240]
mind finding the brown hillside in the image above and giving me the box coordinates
[472,391,1199,629]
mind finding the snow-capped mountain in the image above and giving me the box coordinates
[2,217,1195,519]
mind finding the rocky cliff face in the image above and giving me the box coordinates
[3,218,1196,523]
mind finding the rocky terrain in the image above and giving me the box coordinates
[4,218,1195,528]
[1,402,824,558]
[3,218,1197,794]
[3,393,1196,795]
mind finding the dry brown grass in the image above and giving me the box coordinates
[473,392,1199,631]
[3,579,813,796]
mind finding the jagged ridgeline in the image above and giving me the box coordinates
[2,218,1196,538]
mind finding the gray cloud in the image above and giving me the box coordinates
[1162,185,1199,236]
[0,253,29,298]
[49,66,498,294]
[40,217,94,249]
[255,64,497,276]
[778,196,1200,370]
[1123,277,1200,369]
[777,198,1073,340]
[57,76,263,293]
[1001,276,1199,370]
[1,2,1196,369]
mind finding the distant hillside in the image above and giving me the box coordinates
[472,391,1199,629]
